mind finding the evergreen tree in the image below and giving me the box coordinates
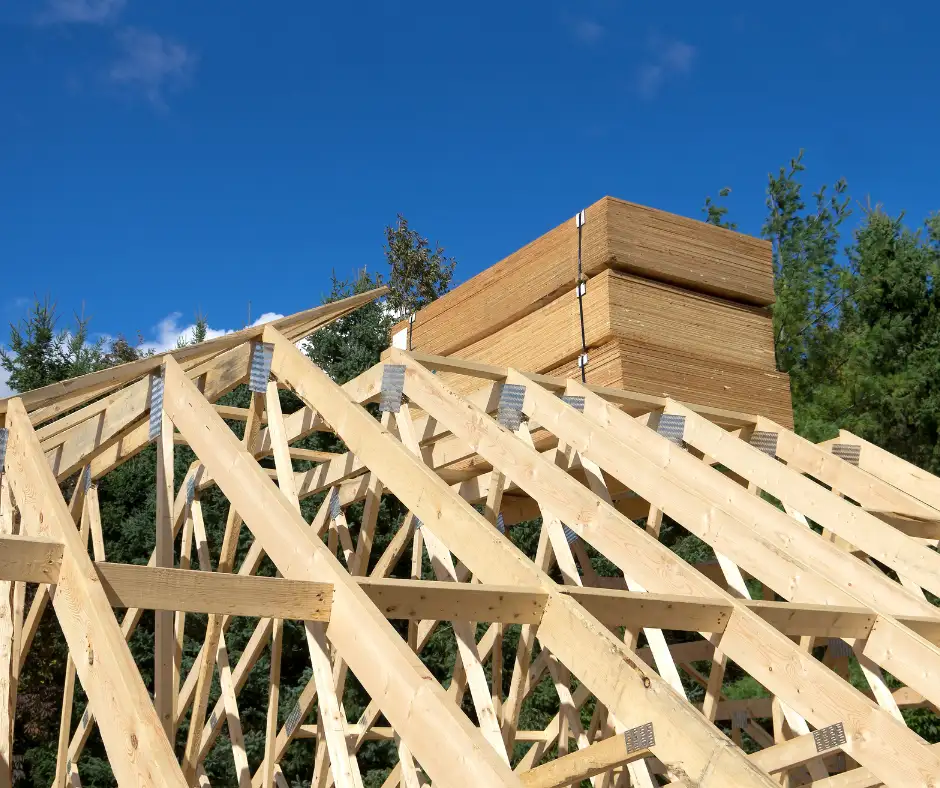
[703,155,940,742]
[177,312,209,348]
[1,300,106,392]
[816,207,940,467]
[305,270,391,383]
[701,187,737,229]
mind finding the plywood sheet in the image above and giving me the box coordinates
[431,270,775,390]
[547,340,794,428]
[391,196,774,358]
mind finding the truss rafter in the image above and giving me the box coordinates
[1,292,940,787]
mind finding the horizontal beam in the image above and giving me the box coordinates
[867,510,940,540]
[355,578,940,643]
[0,537,332,620]
[97,563,332,620]
[9,535,934,644]
[215,405,268,424]
[520,734,652,788]
[407,350,758,428]
[288,447,345,463]
[0,534,62,583]
[359,578,548,624]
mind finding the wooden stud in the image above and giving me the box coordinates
[164,351,519,788]
[3,398,188,787]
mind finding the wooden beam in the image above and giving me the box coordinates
[519,734,652,788]
[831,430,940,514]
[96,564,332,619]
[0,538,333,618]
[154,402,175,741]
[0,471,18,788]
[0,287,387,417]
[371,349,779,788]
[3,398,189,788]
[866,511,940,540]
[0,535,62,583]
[162,352,521,788]
[498,368,940,787]
[215,405,268,424]
[359,578,547,624]
[758,416,936,520]
[664,400,940,600]
[87,343,251,481]
[288,447,344,463]
[406,350,759,428]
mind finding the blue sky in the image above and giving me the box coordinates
[1,1,938,394]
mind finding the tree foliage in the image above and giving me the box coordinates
[0,300,148,392]
[384,214,456,320]
[701,186,737,230]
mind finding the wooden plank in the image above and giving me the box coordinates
[215,405,268,424]
[162,352,521,788]
[0,287,386,417]
[832,430,940,514]
[94,564,332,619]
[289,448,344,463]
[181,390,265,784]
[154,405,175,741]
[433,270,779,412]
[759,416,936,520]
[88,344,252,481]
[0,471,17,788]
[0,535,63,583]
[373,349,778,788]
[519,735,651,788]
[266,378,362,788]
[3,398,188,788]
[358,578,547,624]
[55,482,105,788]
[499,368,940,787]
[665,400,940,603]
[548,339,793,428]
[408,351,759,429]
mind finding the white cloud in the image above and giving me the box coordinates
[0,363,13,398]
[110,28,196,107]
[39,0,125,25]
[572,19,604,44]
[661,39,695,72]
[636,36,696,99]
[0,311,290,397]
[140,311,285,355]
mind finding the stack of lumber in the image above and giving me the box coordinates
[390,196,792,426]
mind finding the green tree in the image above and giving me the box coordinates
[701,187,737,230]
[1,300,106,392]
[1,301,158,786]
[763,151,852,393]
[305,270,392,383]
[816,207,940,467]
[177,312,209,348]
[384,215,456,320]
[1,299,152,396]
[704,156,940,745]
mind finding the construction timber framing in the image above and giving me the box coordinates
[2,288,940,787]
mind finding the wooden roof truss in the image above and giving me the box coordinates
[2,290,940,787]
